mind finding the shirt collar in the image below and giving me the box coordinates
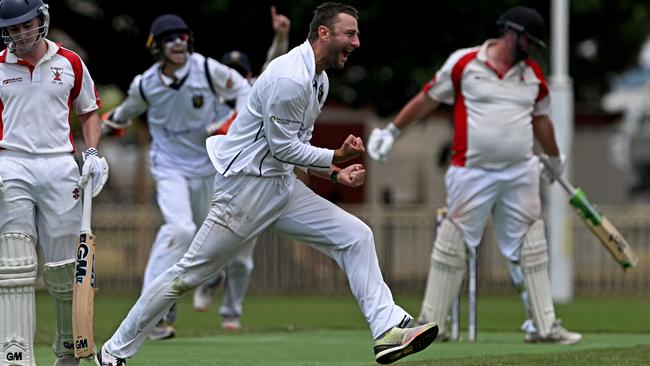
[477,38,527,70]
[299,40,319,82]
[476,39,498,63]
[158,54,191,86]
[4,38,59,64]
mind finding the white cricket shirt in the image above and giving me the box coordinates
[425,39,550,170]
[0,39,100,154]
[113,53,250,177]
[206,40,334,177]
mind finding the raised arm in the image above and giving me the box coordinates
[261,6,291,72]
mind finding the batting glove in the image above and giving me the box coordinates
[78,148,109,197]
[540,153,566,183]
[367,123,401,162]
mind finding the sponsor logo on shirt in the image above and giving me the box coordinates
[270,115,301,125]
[72,187,80,200]
[2,77,22,85]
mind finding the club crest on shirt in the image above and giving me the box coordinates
[192,94,204,108]
[51,66,64,84]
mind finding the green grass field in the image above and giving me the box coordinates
[34,293,650,365]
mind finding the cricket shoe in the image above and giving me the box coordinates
[95,345,126,366]
[148,319,176,341]
[524,320,582,345]
[222,316,241,331]
[373,319,438,364]
[416,318,449,342]
[193,269,226,312]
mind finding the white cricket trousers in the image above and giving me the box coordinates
[0,150,79,262]
[142,166,214,290]
[446,156,542,261]
[106,173,408,358]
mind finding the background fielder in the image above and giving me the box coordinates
[101,13,251,340]
[191,6,293,331]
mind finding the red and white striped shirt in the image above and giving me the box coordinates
[0,39,100,154]
[424,39,549,170]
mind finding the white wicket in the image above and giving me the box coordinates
[450,249,478,342]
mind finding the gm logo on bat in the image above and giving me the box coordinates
[75,235,91,284]
[75,338,90,350]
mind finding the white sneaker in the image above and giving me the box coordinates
[373,319,438,364]
[524,320,582,345]
[193,270,225,312]
[95,345,127,366]
[222,317,241,331]
[148,320,176,341]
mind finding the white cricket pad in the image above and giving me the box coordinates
[520,220,556,337]
[0,233,37,366]
[43,259,76,357]
[417,219,466,335]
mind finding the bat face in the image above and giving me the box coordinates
[73,231,96,358]
[589,217,639,269]
[75,233,95,286]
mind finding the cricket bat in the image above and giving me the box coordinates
[72,184,96,358]
[540,156,639,269]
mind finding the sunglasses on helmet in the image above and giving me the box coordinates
[162,33,189,43]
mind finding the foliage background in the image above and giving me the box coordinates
[50,0,650,116]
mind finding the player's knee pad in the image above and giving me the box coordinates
[43,259,75,356]
[0,232,37,366]
[418,219,467,333]
[520,220,556,337]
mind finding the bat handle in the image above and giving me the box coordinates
[555,175,577,196]
[537,154,577,195]
[80,184,93,233]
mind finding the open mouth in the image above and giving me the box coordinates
[341,48,353,60]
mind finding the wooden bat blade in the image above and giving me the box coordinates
[72,231,96,358]
[582,216,639,269]
[569,189,639,269]
[539,154,639,269]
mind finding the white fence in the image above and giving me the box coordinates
[84,203,649,297]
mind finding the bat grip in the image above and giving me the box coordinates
[569,188,603,226]
[81,185,93,232]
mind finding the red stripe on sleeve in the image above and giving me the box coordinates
[0,98,4,141]
[450,51,478,167]
[56,47,83,101]
[421,76,436,93]
[57,47,84,153]
[525,59,549,101]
